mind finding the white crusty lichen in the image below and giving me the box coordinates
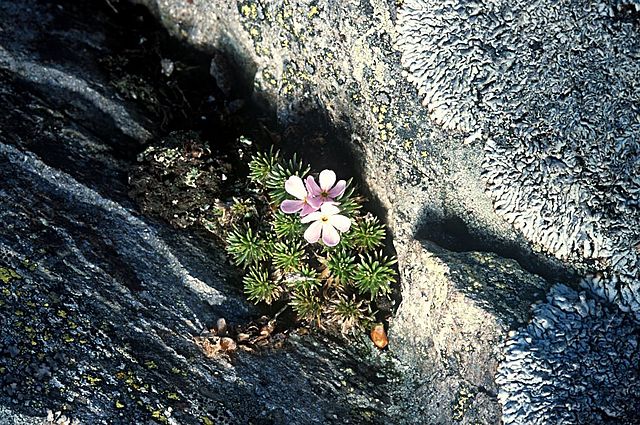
[496,278,640,424]
[396,0,640,133]
[482,130,640,282]
[397,0,640,287]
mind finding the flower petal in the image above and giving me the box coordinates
[285,176,308,200]
[327,180,346,198]
[300,202,319,216]
[321,223,340,246]
[328,214,351,232]
[301,211,323,223]
[305,176,322,197]
[320,203,341,215]
[319,170,336,191]
[280,199,303,214]
[304,221,323,244]
[307,196,323,209]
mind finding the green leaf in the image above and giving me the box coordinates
[243,266,282,305]
[325,294,373,335]
[248,147,279,186]
[290,288,323,323]
[283,264,321,292]
[272,210,304,241]
[225,226,267,268]
[273,241,307,273]
[324,248,357,287]
[350,214,386,251]
[353,251,397,300]
[266,153,310,204]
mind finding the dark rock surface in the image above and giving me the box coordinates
[0,1,398,423]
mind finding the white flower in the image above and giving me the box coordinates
[301,204,351,246]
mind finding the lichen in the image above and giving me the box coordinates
[496,279,640,423]
[396,0,640,134]
[0,267,20,284]
[397,0,640,303]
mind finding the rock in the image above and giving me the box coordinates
[386,239,548,423]
[3,0,638,422]
[130,0,640,421]
[0,0,401,423]
[397,0,640,282]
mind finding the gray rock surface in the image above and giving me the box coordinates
[387,239,548,424]
[397,1,640,420]
[397,0,640,302]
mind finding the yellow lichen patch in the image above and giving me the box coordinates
[201,417,215,425]
[57,309,68,318]
[0,267,20,284]
[452,386,474,421]
[115,400,125,409]
[370,102,397,143]
[150,409,169,424]
[166,392,180,401]
[85,375,102,385]
[307,5,319,19]
[62,334,75,343]
[170,367,181,374]
[144,360,158,369]
[240,3,258,20]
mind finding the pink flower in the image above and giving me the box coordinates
[301,204,351,247]
[280,176,322,216]
[306,170,346,204]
